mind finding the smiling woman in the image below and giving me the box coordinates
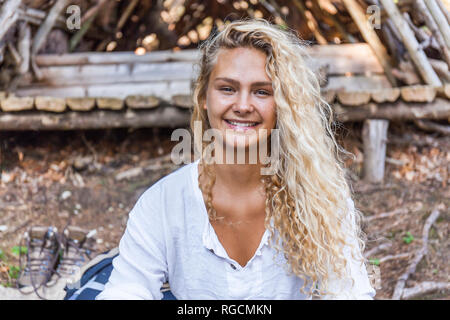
[96,18,376,300]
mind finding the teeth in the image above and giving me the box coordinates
[228,120,257,127]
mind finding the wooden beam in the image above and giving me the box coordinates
[334,98,450,122]
[362,119,389,182]
[0,99,449,131]
[342,0,398,86]
[0,107,191,131]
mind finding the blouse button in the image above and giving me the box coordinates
[230,264,237,270]
[209,248,214,253]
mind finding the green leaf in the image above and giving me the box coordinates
[0,249,4,260]
[402,231,414,244]
[11,246,27,256]
[369,258,380,266]
[8,265,20,279]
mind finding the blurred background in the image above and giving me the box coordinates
[0,0,448,300]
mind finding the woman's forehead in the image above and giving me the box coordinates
[210,47,271,82]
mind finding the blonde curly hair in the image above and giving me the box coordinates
[190,18,367,298]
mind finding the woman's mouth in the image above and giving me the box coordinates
[224,119,260,130]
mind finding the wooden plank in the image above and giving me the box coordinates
[35,96,66,112]
[14,86,86,98]
[172,94,192,109]
[337,91,371,106]
[125,95,160,109]
[87,82,170,99]
[333,98,450,122]
[96,97,124,110]
[66,97,96,111]
[37,62,195,85]
[34,44,385,75]
[370,88,401,103]
[35,49,201,66]
[400,85,437,102]
[0,96,34,112]
[0,107,191,130]
[324,75,392,91]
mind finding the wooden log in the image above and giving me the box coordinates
[424,0,450,48]
[380,0,442,86]
[96,97,124,110]
[342,0,398,86]
[414,119,450,135]
[429,58,450,83]
[370,88,400,103]
[362,119,389,183]
[437,83,450,98]
[66,97,95,111]
[392,59,421,85]
[0,96,34,112]
[337,91,371,106]
[0,107,191,131]
[334,98,450,122]
[436,0,450,25]
[125,95,160,109]
[7,42,22,66]
[0,0,21,42]
[35,96,66,112]
[32,0,69,55]
[400,85,437,102]
[171,94,192,109]
[17,22,31,75]
[401,281,450,300]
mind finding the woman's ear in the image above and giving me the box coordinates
[203,102,207,110]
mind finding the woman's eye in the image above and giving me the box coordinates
[220,87,234,93]
[256,90,270,96]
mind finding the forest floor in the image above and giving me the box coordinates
[0,122,448,300]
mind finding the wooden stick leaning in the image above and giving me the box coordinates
[31,0,69,55]
[342,0,398,86]
[424,0,450,48]
[436,0,450,25]
[391,208,441,300]
[0,0,21,42]
[380,0,442,86]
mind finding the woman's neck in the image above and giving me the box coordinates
[213,162,263,191]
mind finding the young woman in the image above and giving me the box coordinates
[97,19,375,300]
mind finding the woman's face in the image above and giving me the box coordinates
[204,47,277,151]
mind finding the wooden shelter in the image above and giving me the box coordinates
[0,0,450,183]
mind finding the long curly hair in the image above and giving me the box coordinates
[190,18,367,298]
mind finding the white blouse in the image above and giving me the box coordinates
[97,161,376,300]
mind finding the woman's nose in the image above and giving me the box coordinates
[232,92,254,114]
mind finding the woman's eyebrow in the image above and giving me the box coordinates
[214,77,272,87]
